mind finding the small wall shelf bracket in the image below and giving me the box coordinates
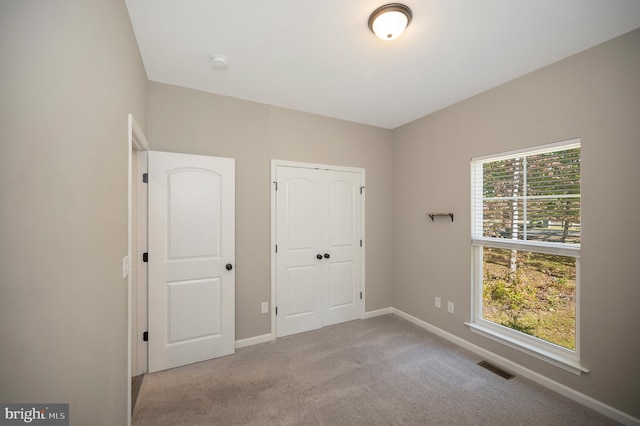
[428,213,454,222]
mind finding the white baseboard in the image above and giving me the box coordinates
[390,307,640,426]
[235,333,272,349]
[363,307,393,319]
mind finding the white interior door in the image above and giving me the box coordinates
[276,167,324,337]
[323,170,362,327]
[148,151,235,373]
[275,164,363,338]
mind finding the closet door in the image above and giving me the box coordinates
[275,167,324,337]
[322,170,362,327]
[275,165,362,337]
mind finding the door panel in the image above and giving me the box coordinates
[329,261,354,308]
[276,167,323,337]
[286,266,317,316]
[328,179,355,248]
[167,169,221,259]
[167,278,221,343]
[148,151,235,373]
[285,177,316,250]
[276,165,362,336]
[323,171,361,326]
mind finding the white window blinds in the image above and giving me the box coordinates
[471,140,581,253]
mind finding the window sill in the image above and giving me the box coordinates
[465,321,589,376]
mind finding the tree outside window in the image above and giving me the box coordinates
[471,141,580,352]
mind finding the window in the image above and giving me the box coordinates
[468,139,587,375]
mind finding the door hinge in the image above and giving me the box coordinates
[360,292,363,300]
[275,306,278,315]
[143,331,148,341]
[142,173,148,183]
[275,244,278,253]
[360,239,363,247]
[273,181,278,191]
[360,186,365,194]
[143,252,148,263]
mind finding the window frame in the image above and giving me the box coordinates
[467,139,588,375]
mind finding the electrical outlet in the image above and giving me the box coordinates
[261,302,269,314]
[435,297,441,308]
[447,301,454,314]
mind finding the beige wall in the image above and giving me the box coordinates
[2,0,637,421]
[0,0,147,424]
[392,28,640,418]
[147,82,394,339]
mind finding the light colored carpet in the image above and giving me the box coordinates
[132,314,617,425]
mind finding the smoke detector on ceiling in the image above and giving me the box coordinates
[211,55,230,70]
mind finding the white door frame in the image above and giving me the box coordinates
[270,159,365,340]
[127,114,149,425]
[134,149,148,376]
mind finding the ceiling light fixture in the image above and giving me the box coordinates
[368,3,412,41]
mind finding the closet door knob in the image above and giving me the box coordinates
[226,263,233,271]
[324,253,330,259]
[316,254,323,260]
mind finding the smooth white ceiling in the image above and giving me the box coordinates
[126,0,640,129]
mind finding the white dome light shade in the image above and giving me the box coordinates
[368,4,412,41]
[372,10,408,40]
